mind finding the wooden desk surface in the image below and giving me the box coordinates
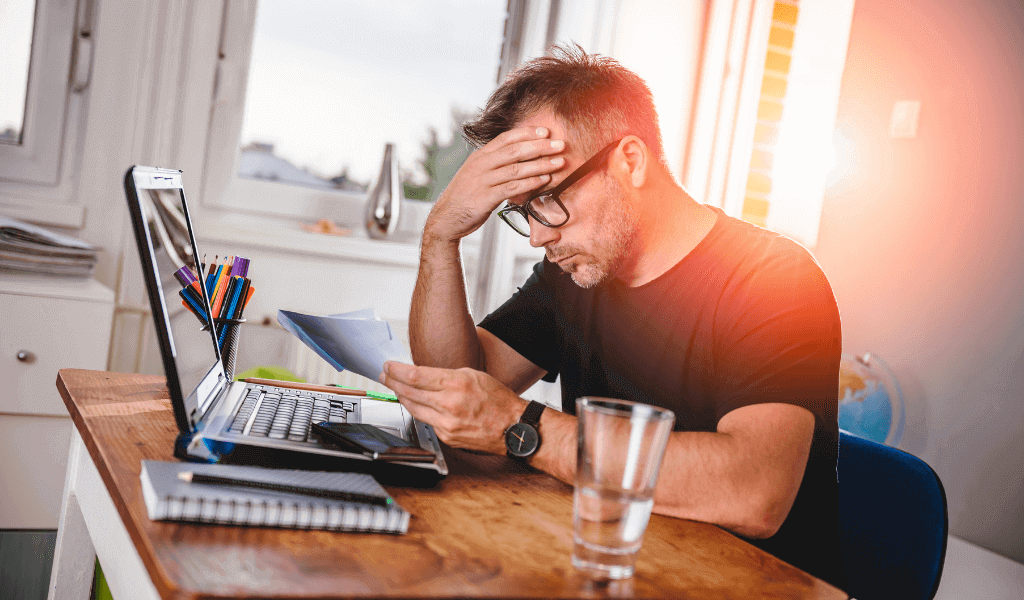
[56,368,847,600]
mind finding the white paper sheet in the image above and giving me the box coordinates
[277,309,412,381]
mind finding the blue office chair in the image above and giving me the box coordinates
[838,430,948,600]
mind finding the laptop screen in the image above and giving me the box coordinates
[125,167,224,432]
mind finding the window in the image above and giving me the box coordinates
[758,0,854,247]
[0,0,80,187]
[0,1,34,146]
[0,0,90,227]
[203,0,508,225]
[686,0,854,248]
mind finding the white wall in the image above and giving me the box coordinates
[815,0,1024,562]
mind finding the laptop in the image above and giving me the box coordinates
[123,165,447,485]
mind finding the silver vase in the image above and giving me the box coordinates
[364,143,402,239]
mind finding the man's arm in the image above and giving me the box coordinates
[528,400,812,539]
[409,126,565,374]
[408,236,479,369]
[380,359,813,540]
[649,403,813,538]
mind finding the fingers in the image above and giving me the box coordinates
[395,395,447,428]
[482,151,566,206]
[489,137,566,166]
[379,364,458,434]
[496,174,554,206]
[482,126,565,171]
[381,361,451,392]
[378,363,521,455]
[484,136,566,171]
[490,155,564,189]
[380,368,443,419]
[382,372,436,406]
[488,125,554,150]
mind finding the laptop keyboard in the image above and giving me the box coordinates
[227,386,356,443]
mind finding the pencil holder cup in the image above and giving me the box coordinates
[208,318,245,381]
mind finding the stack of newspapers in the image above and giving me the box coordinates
[0,216,99,277]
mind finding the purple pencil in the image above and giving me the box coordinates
[175,265,197,286]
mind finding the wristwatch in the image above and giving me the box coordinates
[504,400,545,460]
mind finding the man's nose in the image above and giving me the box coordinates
[529,217,559,248]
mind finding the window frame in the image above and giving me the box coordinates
[0,0,75,186]
[685,0,856,248]
[200,0,512,224]
[0,0,89,227]
[684,0,775,216]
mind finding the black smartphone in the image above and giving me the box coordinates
[311,422,437,462]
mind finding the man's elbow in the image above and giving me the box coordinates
[732,491,796,539]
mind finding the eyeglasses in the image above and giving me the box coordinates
[497,138,622,237]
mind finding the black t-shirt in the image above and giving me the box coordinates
[479,207,844,589]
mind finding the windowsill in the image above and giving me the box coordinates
[194,209,427,268]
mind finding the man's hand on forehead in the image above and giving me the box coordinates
[422,125,566,244]
[482,126,568,199]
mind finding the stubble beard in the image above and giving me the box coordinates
[550,177,640,289]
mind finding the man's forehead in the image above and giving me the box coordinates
[517,110,566,134]
[515,110,581,151]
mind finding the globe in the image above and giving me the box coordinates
[838,353,906,446]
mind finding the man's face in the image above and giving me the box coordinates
[542,173,640,288]
[517,111,640,288]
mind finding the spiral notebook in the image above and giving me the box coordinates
[140,461,409,534]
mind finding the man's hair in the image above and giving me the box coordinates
[462,44,666,165]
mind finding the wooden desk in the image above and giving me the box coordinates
[48,369,847,600]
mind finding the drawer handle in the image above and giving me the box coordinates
[16,350,36,364]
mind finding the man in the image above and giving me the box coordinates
[380,46,843,589]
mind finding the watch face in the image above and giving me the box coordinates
[505,422,540,458]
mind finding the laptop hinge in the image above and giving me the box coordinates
[196,372,228,421]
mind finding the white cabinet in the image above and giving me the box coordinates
[0,273,114,528]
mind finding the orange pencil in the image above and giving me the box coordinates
[210,262,230,317]
[243,285,255,308]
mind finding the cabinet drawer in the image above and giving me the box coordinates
[0,293,114,416]
[0,415,72,528]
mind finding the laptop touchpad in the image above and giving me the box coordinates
[360,399,412,441]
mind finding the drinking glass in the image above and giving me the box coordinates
[572,397,675,579]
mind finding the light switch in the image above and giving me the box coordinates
[890,100,922,139]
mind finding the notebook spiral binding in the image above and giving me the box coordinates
[157,493,405,532]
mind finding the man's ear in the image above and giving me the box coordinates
[617,136,648,188]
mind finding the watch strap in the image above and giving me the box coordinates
[519,400,545,428]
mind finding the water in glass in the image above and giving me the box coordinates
[571,484,655,579]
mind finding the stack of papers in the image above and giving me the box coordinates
[277,308,413,382]
[0,216,99,277]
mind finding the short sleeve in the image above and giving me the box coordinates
[713,241,842,424]
[478,261,560,382]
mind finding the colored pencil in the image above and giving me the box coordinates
[231,278,251,319]
[179,289,206,322]
[210,264,229,317]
